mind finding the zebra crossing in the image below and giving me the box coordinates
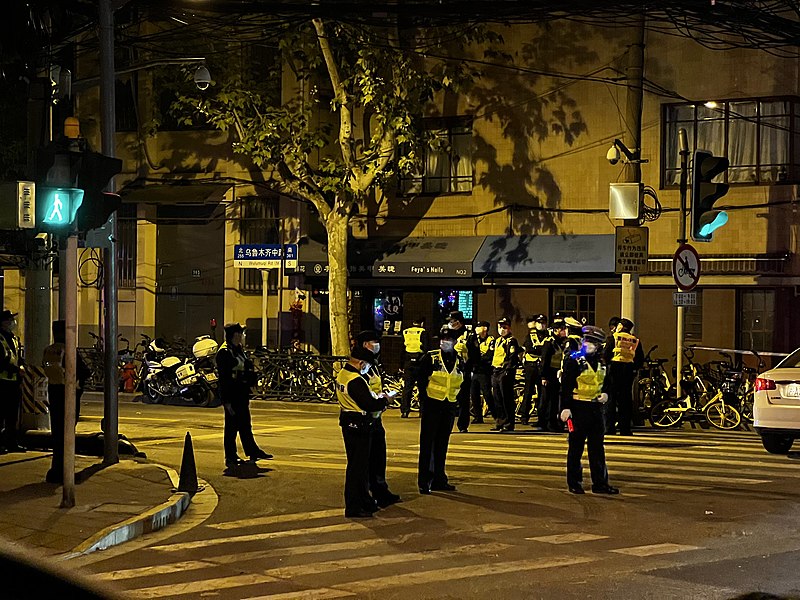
[80,427,798,599]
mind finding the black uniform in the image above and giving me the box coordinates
[401,325,427,416]
[491,333,520,431]
[0,328,23,452]
[418,348,463,492]
[216,341,267,464]
[451,324,479,433]
[521,329,552,427]
[541,334,568,432]
[470,333,495,422]
[362,362,398,505]
[561,350,613,492]
[337,363,387,516]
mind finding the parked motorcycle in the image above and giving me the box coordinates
[142,335,219,407]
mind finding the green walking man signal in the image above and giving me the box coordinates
[690,149,730,242]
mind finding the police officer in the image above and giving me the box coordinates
[0,310,24,454]
[447,311,479,433]
[521,314,552,428]
[559,325,619,495]
[216,323,273,468]
[469,320,495,424]
[564,316,584,357]
[417,327,464,494]
[336,346,390,518]
[401,317,427,418]
[541,318,569,432]
[355,330,401,508]
[603,317,645,436]
[490,317,520,432]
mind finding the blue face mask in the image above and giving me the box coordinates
[360,363,371,375]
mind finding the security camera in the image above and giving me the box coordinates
[193,66,211,91]
[606,145,621,165]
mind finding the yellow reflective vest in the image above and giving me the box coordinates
[0,333,21,382]
[426,351,464,403]
[336,368,368,414]
[524,332,552,363]
[479,335,495,359]
[454,330,470,363]
[491,336,515,368]
[366,366,382,396]
[611,332,639,363]
[403,327,425,354]
[574,360,606,402]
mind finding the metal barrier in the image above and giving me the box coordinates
[251,350,346,403]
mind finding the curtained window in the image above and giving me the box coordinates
[399,118,473,195]
[663,97,800,187]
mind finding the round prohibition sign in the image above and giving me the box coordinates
[672,243,701,291]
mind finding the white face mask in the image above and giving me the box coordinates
[440,340,455,352]
[368,342,380,354]
[584,342,598,355]
[497,326,507,336]
[360,363,371,375]
[535,323,545,331]
[447,322,458,330]
[475,326,487,336]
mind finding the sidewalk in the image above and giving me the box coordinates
[0,450,191,557]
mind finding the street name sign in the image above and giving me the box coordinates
[614,226,649,274]
[234,244,299,269]
[672,243,701,291]
[673,291,697,307]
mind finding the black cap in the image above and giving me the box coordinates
[528,314,548,324]
[608,316,621,329]
[355,330,381,344]
[582,325,607,345]
[551,319,566,330]
[477,320,490,328]
[448,311,465,323]
[438,326,457,340]
[224,322,245,335]
[0,310,17,321]
[619,317,634,331]
[351,346,376,364]
[498,317,511,327]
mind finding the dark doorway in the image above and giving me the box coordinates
[155,204,224,345]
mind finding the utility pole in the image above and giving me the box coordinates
[675,128,690,393]
[100,0,119,465]
[620,12,646,326]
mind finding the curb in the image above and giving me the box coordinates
[61,463,204,559]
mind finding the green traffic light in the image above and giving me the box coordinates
[39,187,84,228]
[697,210,728,237]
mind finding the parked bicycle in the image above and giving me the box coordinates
[635,346,673,423]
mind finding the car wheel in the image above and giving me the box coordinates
[760,432,794,455]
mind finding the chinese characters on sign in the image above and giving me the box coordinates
[234,244,298,269]
[614,226,649,274]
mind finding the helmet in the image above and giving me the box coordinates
[618,317,635,332]
[582,325,606,345]
[528,314,548,324]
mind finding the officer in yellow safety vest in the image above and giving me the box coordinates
[603,317,645,436]
[401,317,427,418]
[355,330,402,508]
[0,309,25,454]
[490,317,520,432]
[417,326,464,494]
[469,320,495,424]
[447,310,479,433]
[336,346,396,518]
[559,325,619,495]
[520,314,553,428]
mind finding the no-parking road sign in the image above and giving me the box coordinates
[672,243,701,291]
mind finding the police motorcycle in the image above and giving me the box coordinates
[142,336,218,407]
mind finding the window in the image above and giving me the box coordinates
[663,97,800,186]
[115,78,138,133]
[684,290,703,342]
[117,204,137,288]
[551,288,595,326]
[238,197,279,294]
[738,289,775,351]
[399,118,473,195]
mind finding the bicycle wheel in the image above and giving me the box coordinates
[650,400,684,428]
[739,391,754,423]
[705,401,741,430]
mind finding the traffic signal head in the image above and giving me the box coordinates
[37,187,84,230]
[72,152,123,232]
[691,149,730,242]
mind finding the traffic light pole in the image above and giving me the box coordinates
[100,0,119,465]
[676,128,690,394]
[61,232,78,508]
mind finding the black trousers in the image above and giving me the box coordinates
[402,362,425,414]
[470,369,494,420]
[342,424,373,513]
[543,375,562,431]
[607,362,636,434]
[418,398,455,489]
[223,399,260,461]
[0,380,21,449]
[369,417,393,501]
[455,372,472,432]
[567,402,609,489]
[491,368,516,427]
[520,363,543,424]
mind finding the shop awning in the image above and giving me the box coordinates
[373,236,486,278]
[475,234,616,274]
[119,181,231,204]
[296,237,397,278]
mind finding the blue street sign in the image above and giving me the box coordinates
[234,243,299,269]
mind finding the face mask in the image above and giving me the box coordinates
[440,340,455,352]
[475,326,487,336]
[535,323,545,331]
[360,363,371,375]
[447,322,458,330]
[497,326,506,336]
[8,320,17,333]
[369,342,380,354]
[584,342,598,355]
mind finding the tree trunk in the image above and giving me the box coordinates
[325,210,351,357]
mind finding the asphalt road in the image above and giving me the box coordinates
[70,395,800,600]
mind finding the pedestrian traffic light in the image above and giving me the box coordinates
[691,149,730,242]
[72,152,123,232]
[36,187,84,230]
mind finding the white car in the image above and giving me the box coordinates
[753,347,800,454]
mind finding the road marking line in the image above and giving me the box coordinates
[610,543,701,556]
[149,518,417,552]
[94,560,216,581]
[127,573,281,599]
[141,426,311,446]
[480,523,523,532]
[262,543,512,579]
[526,533,609,544]
[244,590,354,600]
[208,508,343,530]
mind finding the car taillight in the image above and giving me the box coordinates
[755,378,776,391]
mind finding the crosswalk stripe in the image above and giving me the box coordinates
[526,533,609,544]
[208,509,343,530]
[262,542,512,579]
[142,426,311,446]
[128,573,281,599]
[149,518,417,552]
[94,560,215,581]
[243,590,354,600]
[611,543,700,556]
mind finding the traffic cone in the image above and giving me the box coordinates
[177,431,199,495]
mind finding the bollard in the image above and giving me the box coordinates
[177,431,199,495]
